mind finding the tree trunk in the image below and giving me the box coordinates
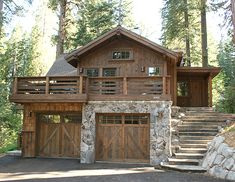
[201,0,208,67]
[184,0,191,66]
[0,0,3,38]
[56,0,67,59]
[232,0,235,43]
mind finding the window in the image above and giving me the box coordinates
[86,68,99,77]
[103,68,117,77]
[98,115,122,124]
[38,113,82,123]
[112,50,132,60]
[97,114,149,125]
[177,81,189,96]
[38,114,60,123]
[148,67,162,76]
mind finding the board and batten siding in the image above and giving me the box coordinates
[22,103,83,157]
[77,37,177,104]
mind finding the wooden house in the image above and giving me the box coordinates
[10,26,220,165]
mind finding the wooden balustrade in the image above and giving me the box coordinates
[10,75,171,102]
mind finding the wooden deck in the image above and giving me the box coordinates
[10,76,171,103]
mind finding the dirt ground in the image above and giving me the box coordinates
[0,155,230,182]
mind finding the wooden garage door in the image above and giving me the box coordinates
[36,113,81,158]
[96,114,150,163]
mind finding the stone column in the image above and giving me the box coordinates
[149,102,171,165]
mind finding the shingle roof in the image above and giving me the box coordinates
[46,54,77,76]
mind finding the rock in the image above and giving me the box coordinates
[213,154,225,165]
[226,171,235,181]
[231,165,235,172]
[222,147,233,158]
[208,151,217,167]
[223,158,235,170]
[209,166,228,179]
[217,143,229,155]
[214,136,225,150]
[226,120,231,125]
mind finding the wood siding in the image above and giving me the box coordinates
[22,103,82,157]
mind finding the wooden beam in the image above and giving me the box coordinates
[79,76,83,94]
[46,77,49,95]
[123,77,127,95]
[163,76,166,95]
[208,74,212,107]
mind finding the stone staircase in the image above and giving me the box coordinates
[161,107,235,172]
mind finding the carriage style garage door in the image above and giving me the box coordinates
[36,113,81,158]
[96,114,150,163]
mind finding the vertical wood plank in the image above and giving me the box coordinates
[123,77,128,95]
[208,74,212,107]
[46,77,49,95]
[163,76,166,95]
[79,76,83,94]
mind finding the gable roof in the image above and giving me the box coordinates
[46,54,77,76]
[65,26,181,67]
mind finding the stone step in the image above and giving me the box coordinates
[180,135,214,140]
[182,107,214,111]
[179,131,217,136]
[179,143,208,148]
[179,148,207,154]
[175,153,205,159]
[168,158,199,165]
[179,124,218,128]
[180,139,211,144]
[185,112,235,117]
[182,118,226,122]
[160,162,206,173]
[182,116,234,120]
[179,128,218,132]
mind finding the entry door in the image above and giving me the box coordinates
[190,80,203,107]
[96,114,150,163]
[37,113,81,158]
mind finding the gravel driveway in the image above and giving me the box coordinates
[0,155,229,182]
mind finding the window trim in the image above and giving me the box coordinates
[111,49,134,61]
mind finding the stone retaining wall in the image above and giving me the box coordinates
[202,136,235,181]
[80,101,172,165]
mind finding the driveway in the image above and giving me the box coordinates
[0,155,229,182]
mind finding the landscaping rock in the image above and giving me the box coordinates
[222,158,234,170]
[226,171,235,181]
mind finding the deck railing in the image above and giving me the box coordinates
[11,75,171,102]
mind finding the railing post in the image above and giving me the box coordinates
[45,77,49,95]
[13,77,18,94]
[123,77,128,95]
[163,76,166,95]
[79,76,83,94]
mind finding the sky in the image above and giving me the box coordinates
[12,0,224,43]
[10,0,225,72]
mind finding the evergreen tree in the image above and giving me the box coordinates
[161,0,202,66]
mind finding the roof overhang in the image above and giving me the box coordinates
[65,26,181,67]
[177,67,221,78]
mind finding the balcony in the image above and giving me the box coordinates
[10,76,171,103]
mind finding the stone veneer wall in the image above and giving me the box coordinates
[202,136,235,181]
[80,101,172,165]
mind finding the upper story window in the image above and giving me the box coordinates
[148,67,162,76]
[103,68,117,77]
[86,68,99,77]
[112,50,133,60]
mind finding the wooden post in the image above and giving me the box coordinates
[46,77,49,95]
[13,77,18,94]
[79,76,83,94]
[208,74,212,107]
[123,77,127,95]
[163,76,166,95]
